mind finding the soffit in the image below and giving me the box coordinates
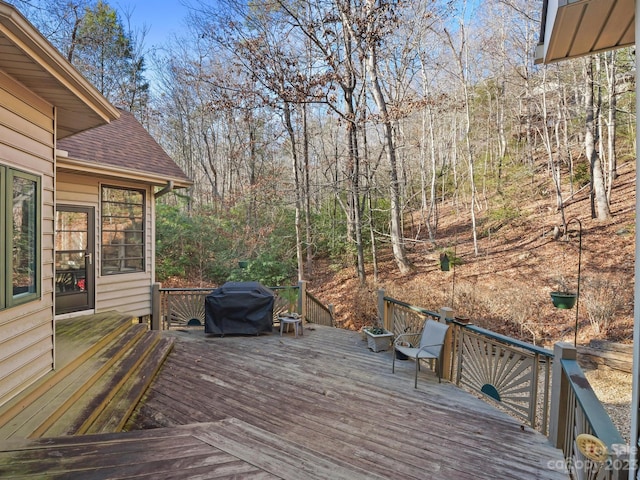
[0,2,118,137]
[536,0,634,64]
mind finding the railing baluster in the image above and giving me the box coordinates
[378,292,628,478]
[542,357,551,436]
[154,285,334,329]
[530,353,539,428]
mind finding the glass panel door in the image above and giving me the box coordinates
[55,206,94,314]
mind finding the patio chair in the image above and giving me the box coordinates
[392,319,450,388]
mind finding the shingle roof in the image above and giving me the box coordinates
[58,109,191,186]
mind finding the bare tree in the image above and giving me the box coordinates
[443,16,479,255]
[583,56,611,221]
[340,0,412,274]
[603,50,618,200]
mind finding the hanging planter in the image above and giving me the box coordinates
[238,260,249,269]
[550,291,577,309]
[439,253,450,271]
[548,217,583,346]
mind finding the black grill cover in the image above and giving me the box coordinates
[205,282,274,335]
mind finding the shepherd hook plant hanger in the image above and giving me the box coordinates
[563,217,582,346]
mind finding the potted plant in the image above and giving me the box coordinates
[439,252,450,271]
[363,326,394,352]
[279,286,299,314]
[550,275,577,309]
[439,248,462,271]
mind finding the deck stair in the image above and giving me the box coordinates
[0,312,173,442]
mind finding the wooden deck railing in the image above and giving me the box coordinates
[378,291,552,433]
[152,286,210,329]
[456,324,553,434]
[151,281,334,330]
[378,290,630,478]
[150,283,629,476]
[305,289,335,327]
[549,343,629,479]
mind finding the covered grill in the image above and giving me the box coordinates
[205,282,274,335]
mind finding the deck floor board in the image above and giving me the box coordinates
[0,322,569,479]
[128,326,568,479]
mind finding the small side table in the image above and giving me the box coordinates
[279,315,303,337]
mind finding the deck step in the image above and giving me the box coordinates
[38,326,157,438]
[0,313,174,442]
[0,314,135,433]
[1,322,146,440]
[87,336,174,434]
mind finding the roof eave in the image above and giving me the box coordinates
[57,155,193,189]
[0,2,119,136]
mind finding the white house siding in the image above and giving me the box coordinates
[56,172,154,318]
[0,70,56,407]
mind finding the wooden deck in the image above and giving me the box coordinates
[0,323,569,479]
[0,312,173,442]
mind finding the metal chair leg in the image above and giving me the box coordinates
[392,350,396,373]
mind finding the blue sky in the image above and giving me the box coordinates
[124,0,191,49]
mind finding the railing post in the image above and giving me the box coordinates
[440,307,455,381]
[439,307,454,323]
[549,342,576,449]
[151,282,161,331]
[377,289,387,330]
[298,280,307,322]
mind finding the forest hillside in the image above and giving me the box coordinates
[312,158,636,348]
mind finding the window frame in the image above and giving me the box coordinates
[1,165,42,310]
[100,185,146,276]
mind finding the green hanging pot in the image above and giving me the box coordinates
[550,291,577,309]
[440,253,450,271]
[238,260,249,269]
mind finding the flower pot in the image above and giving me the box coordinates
[238,260,249,268]
[550,291,577,309]
[364,328,394,352]
[440,253,450,271]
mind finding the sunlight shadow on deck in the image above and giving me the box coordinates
[128,324,569,480]
[0,320,568,479]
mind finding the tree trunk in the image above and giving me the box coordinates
[344,87,366,284]
[420,56,437,241]
[445,24,478,255]
[604,50,618,202]
[365,45,412,274]
[302,103,313,279]
[282,101,305,280]
[584,57,611,221]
